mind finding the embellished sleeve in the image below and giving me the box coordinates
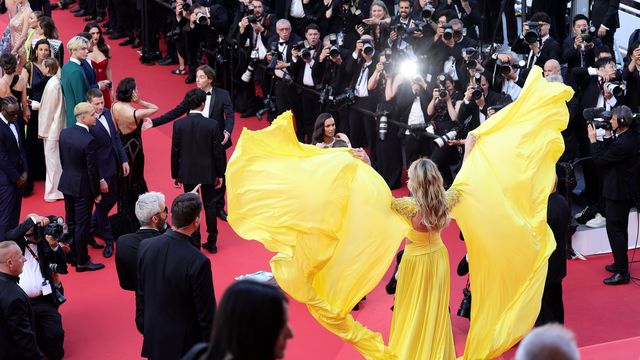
[446,186,463,209]
[391,197,418,221]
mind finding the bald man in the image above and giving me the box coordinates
[544,59,562,79]
[0,241,42,359]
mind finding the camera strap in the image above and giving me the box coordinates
[25,243,39,262]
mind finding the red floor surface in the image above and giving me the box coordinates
[5,9,640,359]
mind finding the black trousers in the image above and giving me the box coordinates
[31,296,64,360]
[298,88,320,144]
[269,79,297,122]
[605,197,633,272]
[90,175,118,244]
[375,124,403,190]
[64,194,94,265]
[27,0,51,16]
[0,184,21,243]
[348,96,377,162]
[431,144,459,189]
[114,0,134,36]
[184,183,218,248]
[404,133,432,167]
[535,282,564,326]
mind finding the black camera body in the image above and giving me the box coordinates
[390,23,407,38]
[421,3,434,19]
[319,85,334,106]
[583,107,613,130]
[442,24,454,41]
[523,20,540,44]
[457,286,472,319]
[580,26,597,43]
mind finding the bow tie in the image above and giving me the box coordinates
[279,41,287,46]
[206,91,212,96]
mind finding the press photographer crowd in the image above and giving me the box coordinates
[0,0,639,357]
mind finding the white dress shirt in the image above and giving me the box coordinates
[98,113,110,136]
[18,243,46,298]
[290,0,305,18]
[203,86,213,116]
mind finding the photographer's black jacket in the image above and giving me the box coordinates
[3,217,67,287]
[511,35,562,68]
[235,13,277,49]
[591,130,639,201]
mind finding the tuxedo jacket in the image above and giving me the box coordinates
[136,229,216,360]
[267,34,303,65]
[0,116,27,186]
[152,88,235,149]
[80,60,98,89]
[0,272,41,360]
[115,228,161,292]
[171,112,227,185]
[58,124,100,198]
[60,61,89,128]
[89,109,128,180]
[291,46,323,88]
[511,36,562,68]
[236,13,277,49]
[591,130,639,201]
[591,0,620,30]
[3,217,67,287]
[273,0,323,22]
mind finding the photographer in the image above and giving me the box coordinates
[3,214,67,360]
[450,18,477,49]
[426,73,461,187]
[265,19,302,122]
[399,73,432,166]
[622,41,640,113]
[274,0,324,37]
[387,0,419,56]
[346,35,380,163]
[435,0,479,40]
[562,14,601,87]
[588,106,638,285]
[314,34,353,129]
[457,71,511,132]
[511,12,561,69]
[235,0,276,117]
[424,17,466,91]
[483,50,526,100]
[290,24,323,143]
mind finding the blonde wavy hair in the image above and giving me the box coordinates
[407,158,450,231]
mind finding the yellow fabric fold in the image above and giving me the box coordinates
[451,66,575,359]
[226,112,409,359]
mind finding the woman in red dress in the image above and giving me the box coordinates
[85,22,113,108]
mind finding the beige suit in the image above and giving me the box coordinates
[38,75,65,202]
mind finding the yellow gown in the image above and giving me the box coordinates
[388,196,458,360]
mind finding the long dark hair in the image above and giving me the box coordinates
[116,77,136,102]
[84,23,110,59]
[203,281,288,360]
[311,113,334,145]
[38,16,58,39]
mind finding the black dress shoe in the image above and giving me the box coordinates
[202,243,218,254]
[70,6,83,13]
[603,272,631,285]
[108,32,126,40]
[605,263,623,273]
[95,16,105,23]
[158,57,177,66]
[185,74,196,84]
[217,209,228,222]
[76,261,105,272]
[119,38,134,46]
[131,39,142,48]
[84,15,95,21]
[139,51,162,64]
[103,243,113,258]
[240,110,256,118]
[73,10,87,16]
[88,238,105,249]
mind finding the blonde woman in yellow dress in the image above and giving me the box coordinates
[389,157,457,360]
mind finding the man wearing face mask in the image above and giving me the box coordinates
[588,106,638,285]
[115,192,167,292]
[136,192,216,360]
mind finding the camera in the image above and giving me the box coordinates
[406,20,426,36]
[333,88,357,107]
[328,33,338,46]
[496,59,525,76]
[580,26,596,43]
[362,41,374,56]
[319,85,334,105]
[471,73,483,100]
[248,15,258,24]
[457,286,472,319]
[195,12,208,25]
[437,74,447,98]
[382,48,393,66]
[605,82,626,97]
[442,24,454,41]
[434,114,474,148]
[465,59,477,69]
[329,46,341,58]
[523,20,540,44]
[256,95,277,119]
[377,107,390,141]
[390,23,406,37]
[180,2,191,12]
[583,107,612,130]
[421,3,434,19]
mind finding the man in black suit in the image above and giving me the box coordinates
[115,191,166,291]
[147,65,233,222]
[0,97,27,241]
[87,89,129,258]
[58,102,104,272]
[0,241,42,360]
[562,14,602,88]
[136,193,216,360]
[589,106,638,285]
[590,0,619,50]
[537,179,570,326]
[4,215,67,360]
[266,18,302,122]
[511,12,562,69]
[171,89,226,253]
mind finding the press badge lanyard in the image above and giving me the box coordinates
[25,244,52,296]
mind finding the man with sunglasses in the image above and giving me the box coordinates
[115,192,168,292]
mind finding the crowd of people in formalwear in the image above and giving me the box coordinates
[1,0,640,357]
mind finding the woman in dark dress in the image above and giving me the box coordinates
[22,38,50,188]
[111,77,158,234]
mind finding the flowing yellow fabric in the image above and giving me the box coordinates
[451,66,574,359]
[226,112,409,359]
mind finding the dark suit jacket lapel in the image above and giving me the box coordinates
[208,89,217,119]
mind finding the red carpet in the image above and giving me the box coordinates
[5,10,640,359]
